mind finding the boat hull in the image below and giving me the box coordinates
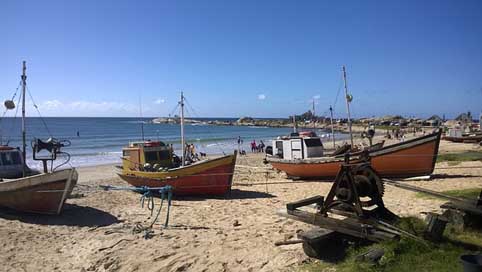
[443,135,482,143]
[0,169,78,215]
[117,153,237,196]
[268,131,441,179]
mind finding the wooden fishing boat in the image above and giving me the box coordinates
[117,143,237,195]
[116,92,237,196]
[442,130,482,143]
[0,169,78,214]
[266,130,442,179]
[0,61,78,214]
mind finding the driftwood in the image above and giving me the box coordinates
[356,248,385,263]
[98,238,134,252]
[274,239,303,246]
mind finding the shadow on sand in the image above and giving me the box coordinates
[171,188,276,202]
[431,173,481,180]
[0,204,120,227]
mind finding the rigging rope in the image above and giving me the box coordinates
[26,85,52,137]
[102,185,173,239]
[331,73,344,115]
[5,87,24,145]
[1,82,20,144]
[183,97,228,155]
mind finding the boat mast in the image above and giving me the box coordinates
[292,115,297,133]
[329,106,336,149]
[21,61,27,177]
[139,95,144,141]
[312,99,315,129]
[342,65,354,147]
[180,91,185,166]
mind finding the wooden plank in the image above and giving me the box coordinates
[384,179,467,203]
[297,227,336,242]
[441,201,482,216]
[286,195,324,211]
[277,209,396,242]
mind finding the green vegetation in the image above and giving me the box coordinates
[417,188,481,200]
[437,151,482,165]
[297,217,482,272]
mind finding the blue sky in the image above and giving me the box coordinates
[1,0,481,118]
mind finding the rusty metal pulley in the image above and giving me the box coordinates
[4,100,15,110]
[334,164,384,208]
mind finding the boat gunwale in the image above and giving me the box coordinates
[0,168,77,192]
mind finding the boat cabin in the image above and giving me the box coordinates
[121,141,177,171]
[0,146,24,179]
[271,131,324,160]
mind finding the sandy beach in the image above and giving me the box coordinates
[1,137,481,272]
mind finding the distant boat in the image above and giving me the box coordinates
[0,61,78,214]
[117,92,237,196]
[265,130,442,179]
[442,128,482,143]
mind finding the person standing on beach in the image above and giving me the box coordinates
[237,136,242,151]
[251,140,257,152]
[259,140,265,153]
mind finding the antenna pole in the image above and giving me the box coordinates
[312,99,315,129]
[21,61,27,177]
[292,115,297,133]
[139,95,144,141]
[342,65,354,147]
[329,106,336,149]
[180,92,185,166]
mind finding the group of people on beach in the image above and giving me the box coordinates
[236,136,266,154]
[250,140,265,153]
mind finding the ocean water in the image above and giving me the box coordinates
[0,117,343,169]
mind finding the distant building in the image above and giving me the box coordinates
[479,112,482,130]
[424,115,443,127]
[455,112,473,123]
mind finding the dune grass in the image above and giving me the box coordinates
[437,151,482,165]
[297,217,482,272]
[416,188,481,200]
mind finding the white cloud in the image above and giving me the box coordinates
[154,98,165,104]
[42,100,63,110]
[257,94,266,100]
[313,95,321,100]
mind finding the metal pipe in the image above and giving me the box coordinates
[329,106,336,149]
[180,91,185,166]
